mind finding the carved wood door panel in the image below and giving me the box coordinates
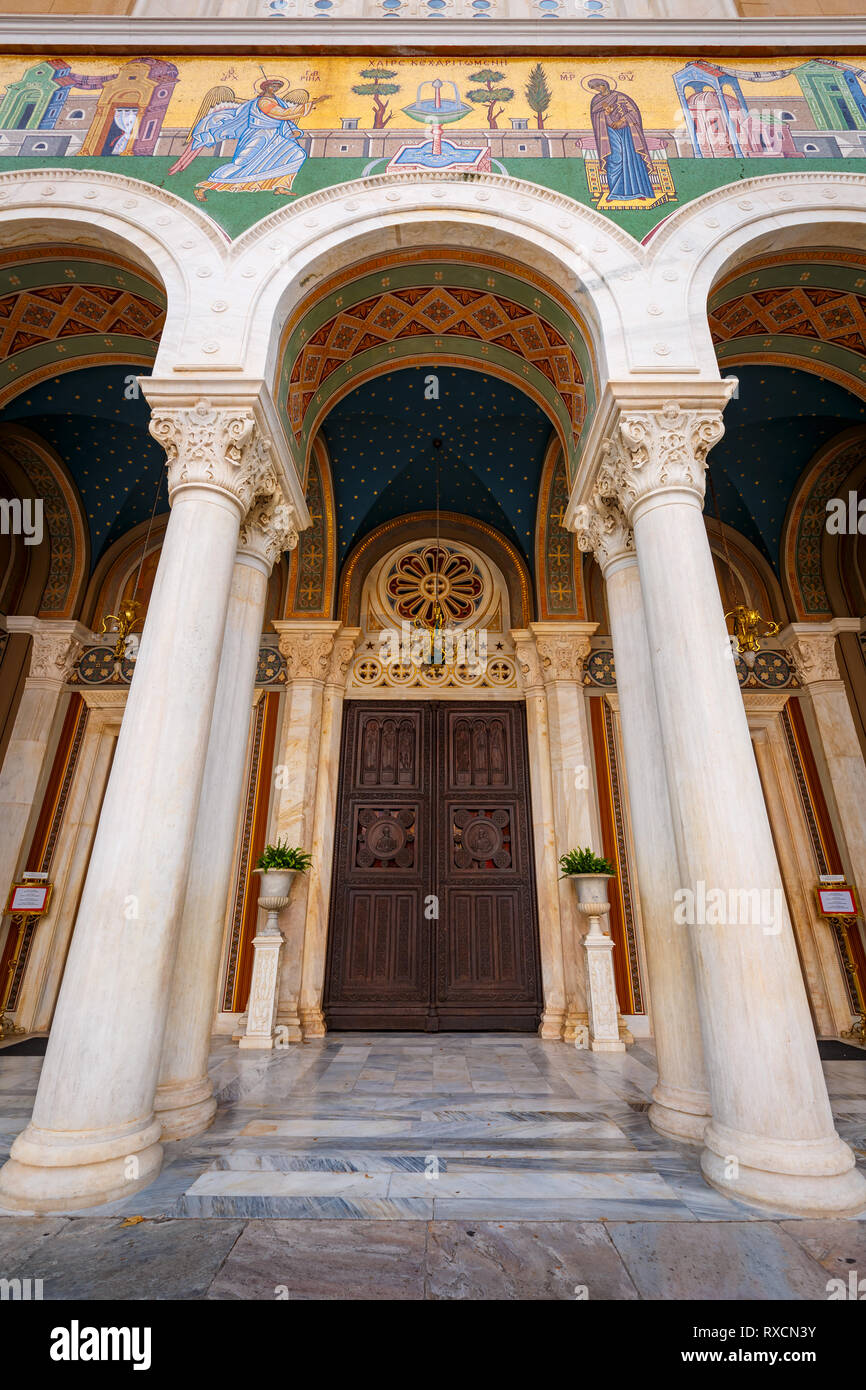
[324,700,542,1032]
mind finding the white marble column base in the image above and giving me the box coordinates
[538,1007,566,1040]
[276,1000,303,1044]
[702,1122,866,1215]
[649,1081,711,1146]
[154,1076,217,1142]
[300,1007,327,1039]
[0,1118,162,1212]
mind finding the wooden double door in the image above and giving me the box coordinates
[323,700,543,1032]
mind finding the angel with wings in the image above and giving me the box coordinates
[167,78,330,200]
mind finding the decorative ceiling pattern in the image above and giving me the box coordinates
[3,364,170,568]
[0,246,165,407]
[703,363,866,573]
[709,250,866,400]
[320,365,553,568]
[277,250,596,480]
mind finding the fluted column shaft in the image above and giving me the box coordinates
[0,398,280,1212]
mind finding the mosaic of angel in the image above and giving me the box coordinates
[167,77,330,200]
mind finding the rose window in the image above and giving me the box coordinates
[385,545,483,626]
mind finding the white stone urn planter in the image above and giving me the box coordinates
[239,868,297,1049]
[570,872,625,1053]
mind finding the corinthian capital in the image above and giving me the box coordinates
[785,631,841,687]
[327,628,361,688]
[573,494,634,575]
[148,399,275,512]
[600,401,726,518]
[535,633,592,685]
[238,486,299,573]
[278,629,337,682]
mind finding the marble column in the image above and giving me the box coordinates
[599,391,866,1215]
[574,496,711,1142]
[0,618,89,916]
[781,619,866,904]
[270,621,340,1039]
[0,398,278,1212]
[297,626,360,1038]
[531,622,598,1041]
[511,630,568,1039]
[155,487,298,1140]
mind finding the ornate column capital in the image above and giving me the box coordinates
[238,485,299,575]
[7,616,91,689]
[573,493,634,576]
[779,623,842,687]
[327,627,361,689]
[274,621,341,684]
[148,398,276,514]
[530,625,594,686]
[598,401,726,520]
[510,628,544,695]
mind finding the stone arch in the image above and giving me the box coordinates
[284,433,336,619]
[0,167,230,372]
[232,171,634,421]
[534,435,586,620]
[645,171,866,378]
[781,425,866,621]
[338,510,532,629]
[0,423,88,619]
[705,517,787,626]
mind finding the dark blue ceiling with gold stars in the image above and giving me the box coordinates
[705,365,866,573]
[322,366,554,572]
[2,365,166,569]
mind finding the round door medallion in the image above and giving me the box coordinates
[366,817,406,859]
[463,817,503,860]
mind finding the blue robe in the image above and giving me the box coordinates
[192,96,307,188]
[604,123,654,202]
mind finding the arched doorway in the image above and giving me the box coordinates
[324,529,543,1031]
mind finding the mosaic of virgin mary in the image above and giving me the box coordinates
[586,77,655,207]
[167,77,330,200]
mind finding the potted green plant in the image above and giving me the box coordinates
[559,847,616,916]
[254,840,312,933]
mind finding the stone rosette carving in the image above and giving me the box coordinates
[148,399,275,512]
[239,486,299,572]
[573,493,634,574]
[786,633,841,686]
[279,630,336,682]
[28,629,82,684]
[535,634,592,685]
[599,402,726,516]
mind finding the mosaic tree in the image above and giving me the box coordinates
[525,62,552,129]
[352,66,400,129]
[465,69,515,130]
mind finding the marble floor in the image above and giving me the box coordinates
[1,1034,865,1298]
